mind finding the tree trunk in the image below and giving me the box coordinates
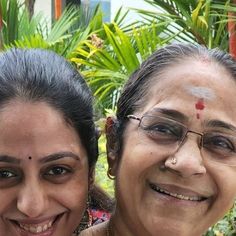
[229,0,236,58]
[55,0,62,20]
[25,0,35,19]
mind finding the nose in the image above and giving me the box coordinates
[165,134,206,178]
[17,179,48,218]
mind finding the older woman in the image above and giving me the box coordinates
[81,43,236,236]
[0,48,101,236]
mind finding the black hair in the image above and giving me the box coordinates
[114,43,236,156]
[0,48,98,169]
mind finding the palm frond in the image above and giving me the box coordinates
[133,0,234,50]
[46,6,79,43]
[71,22,172,111]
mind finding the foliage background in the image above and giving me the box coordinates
[1,0,236,235]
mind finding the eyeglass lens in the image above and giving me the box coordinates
[138,115,236,166]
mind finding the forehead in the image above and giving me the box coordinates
[0,100,83,158]
[147,58,234,98]
[158,58,232,85]
[0,100,65,126]
[139,59,236,119]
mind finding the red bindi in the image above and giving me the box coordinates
[195,98,205,110]
[195,98,205,119]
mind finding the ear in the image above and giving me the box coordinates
[105,116,119,176]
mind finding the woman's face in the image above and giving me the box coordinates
[113,59,236,236]
[0,100,89,236]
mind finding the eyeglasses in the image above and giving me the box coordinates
[127,114,236,166]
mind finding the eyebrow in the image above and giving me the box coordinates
[206,120,236,132]
[0,152,80,165]
[147,108,188,122]
[40,152,80,163]
[0,155,21,164]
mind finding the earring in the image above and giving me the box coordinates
[107,167,116,180]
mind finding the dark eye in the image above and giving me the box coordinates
[143,122,183,143]
[45,166,71,176]
[44,166,73,184]
[203,134,236,155]
[0,170,17,179]
[0,169,21,188]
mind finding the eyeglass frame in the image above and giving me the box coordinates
[126,114,236,166]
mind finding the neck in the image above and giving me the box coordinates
[107,212,136,236]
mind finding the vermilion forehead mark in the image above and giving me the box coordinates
[195,98,205,110]
[195,98,205,119]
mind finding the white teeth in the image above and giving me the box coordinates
[43,224,48,231]
[36,226,42,233]
[30,226,36,233]
[19,220,53,234]
[150,184,202,201]
[48,221,52,227]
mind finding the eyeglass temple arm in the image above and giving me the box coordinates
[127,115,141,121]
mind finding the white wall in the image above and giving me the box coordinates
[111,0,156,23]
[34,0,51,23]
[32,0,156,24]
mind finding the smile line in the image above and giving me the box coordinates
[149,183,206,201]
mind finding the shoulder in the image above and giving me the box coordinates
[79,221,108,236]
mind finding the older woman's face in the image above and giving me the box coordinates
[113,59,236,236]
[0,100,89,236]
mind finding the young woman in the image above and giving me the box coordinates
[0,48,100,236]
[81,43,236,236]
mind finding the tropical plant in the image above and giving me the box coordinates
[71,0,236,113]
[0,0,43,50]
[132,0,236,50]
[0,0,105,58]
[71,20,173,111]
[24,0,36,19]
[95,134,114,196]
[204,204,236,235]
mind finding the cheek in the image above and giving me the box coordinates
[120,138,163,175]
[208,165,236,206]
[62,181,88,199]
[0,189,16,214]
[117,141,159,194]
[56,169,89,211]
[57,182,88,220]
[218,177,236,202]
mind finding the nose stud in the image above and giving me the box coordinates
[170,157,177,165]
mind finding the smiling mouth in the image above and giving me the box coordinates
[149,183,207,202]
[19,220,53,234]
[11,213,63,234]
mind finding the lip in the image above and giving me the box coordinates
[149,182,211,202]
[8,213,64,236]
